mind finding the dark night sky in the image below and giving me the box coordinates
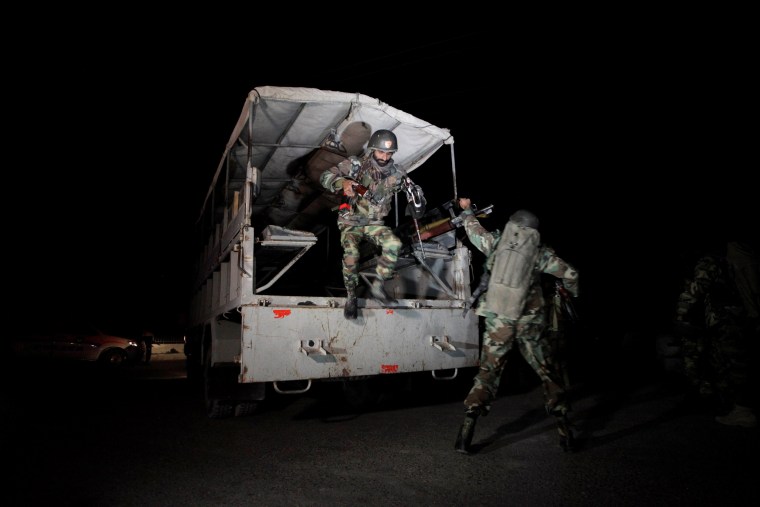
[9,28,754,335]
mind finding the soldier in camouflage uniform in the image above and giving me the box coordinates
[320,129,407,319]
[454,198,580,454]
[674,240,758,427]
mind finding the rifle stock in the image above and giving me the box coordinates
[418,204,493,241]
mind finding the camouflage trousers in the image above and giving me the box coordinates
[680,321,752,405]
[338,223,401,292]
[464,310,569,416]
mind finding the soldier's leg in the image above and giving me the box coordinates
[456,315,515,454]
[339,225,363,319]
[517,321,575,451]
[366,226,401,303]
[713,322,752,411]
[517,322,568,413]
[681,331,712,396]
[367,226,401,280]
[465,315,517,410]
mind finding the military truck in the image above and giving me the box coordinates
[185,86,484,418]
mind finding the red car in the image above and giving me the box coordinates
[11,321,142,368]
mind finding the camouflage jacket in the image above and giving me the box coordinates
[460,209,579,320]
[320,155,407,226]
[676,253,745,329]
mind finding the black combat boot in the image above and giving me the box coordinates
[555,415,576,452]
[344,289,357,320]
[454,408,481,454]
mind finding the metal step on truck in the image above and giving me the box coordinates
[185,86,487,418]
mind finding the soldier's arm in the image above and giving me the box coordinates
[539,248,579,296]
[320,159,354,193]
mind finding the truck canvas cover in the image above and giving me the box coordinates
[198,86,454,234]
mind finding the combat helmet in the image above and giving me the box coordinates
[509,209,539,229]
[367,129,398,153]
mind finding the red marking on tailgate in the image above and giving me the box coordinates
[273,309,291,319]
[381,364,399,373]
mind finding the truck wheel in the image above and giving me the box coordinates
[207,399,234,419]
[235,402,257,417]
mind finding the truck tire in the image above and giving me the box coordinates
[207,399,234,419]
[235,402,257,417]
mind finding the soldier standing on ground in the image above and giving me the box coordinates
[674,238,759,427]
[454,199,580,454]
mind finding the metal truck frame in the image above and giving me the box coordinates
[185,86,482,418]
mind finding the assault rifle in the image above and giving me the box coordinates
[335,156,372,212]
[335,176,423,213]
[337,180,374,212]
[417,201,493,241]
